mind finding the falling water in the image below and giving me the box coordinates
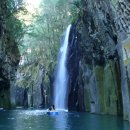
[54,25,71,110]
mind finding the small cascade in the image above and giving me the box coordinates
[54,25,71,110]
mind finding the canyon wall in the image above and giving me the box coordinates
[68,0,130,121]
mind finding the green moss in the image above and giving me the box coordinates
[94,65,105,112]
[71,14,79,24]
[124,59,130,66]
[93,62,119,115]
[123,112,129,120]
[0,89,11,109]
[103,62,118,115]
[84,88,90,111]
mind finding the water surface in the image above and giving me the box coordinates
[0,110,130,130]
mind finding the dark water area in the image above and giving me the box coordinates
[0,110,130,130]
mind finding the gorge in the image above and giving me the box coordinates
[0,0,130,125]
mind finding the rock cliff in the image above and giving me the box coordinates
[68,0,130,121]
[0,0,20,109]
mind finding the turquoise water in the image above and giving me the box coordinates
[0,110,130,130]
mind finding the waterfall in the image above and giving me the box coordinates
[54,25,71,110]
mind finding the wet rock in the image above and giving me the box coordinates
[0,1,20,109]
[68,0,130,121]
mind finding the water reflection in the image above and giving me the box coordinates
[71,113,129,130]
[0,110,130,130]
[14,110,47,130]
[54,112,70,130]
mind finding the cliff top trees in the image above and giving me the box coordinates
[17,0,78,87]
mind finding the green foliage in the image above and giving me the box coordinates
[3,0,28,44]
[17,0,81,90]
[123,37,130,66]
[17,63,39,88]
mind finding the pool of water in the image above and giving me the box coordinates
[0,110,130,130]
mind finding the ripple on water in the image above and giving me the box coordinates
[0,110,130,130]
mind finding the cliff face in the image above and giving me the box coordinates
[0,29,20,109]
[0,1,20,109]
[15,63,49,108]
[68,0,130,121]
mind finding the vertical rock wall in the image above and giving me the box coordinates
[0,0,20,109]
[15,64,48,108]
[68,0,130,121]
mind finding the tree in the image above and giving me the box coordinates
[16,0,79,107]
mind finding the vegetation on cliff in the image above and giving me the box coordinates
[15,0,78,107]
[67,0,130,122]
[0,0,26,108]
[1,0,130,123]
